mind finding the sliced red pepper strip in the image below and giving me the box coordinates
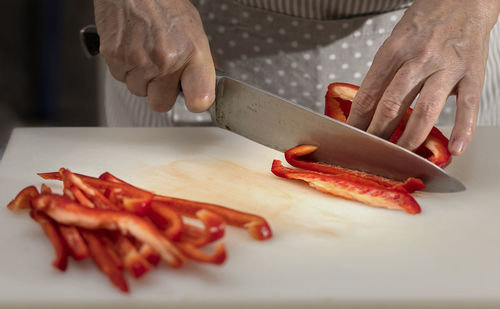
[112,234,152,278]
[325,82,452,168]
[177,242,226,265]
[99,232,125,270]
[98,172,185,242]
[61,169,118,211]
[177,209,225,247]
[272,160,421,214]
[31,194,186,267]
[137,243,162,266]
[30,210,68,271]
[41,184,52,194]
[284,145,425,193]
[80,229,129,293]
[7,186,39,211]
[68,181,155,276]
[97,173,228,246]
[153,195,272,241]
[58,225,90,261]
[147,204,184,241]
[38,171,153,214]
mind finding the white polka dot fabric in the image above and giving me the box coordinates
[103,1,500,127]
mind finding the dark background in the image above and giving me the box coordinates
[0,1,98,158]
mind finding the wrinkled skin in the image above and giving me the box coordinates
[347,0,500,155]
[94,0,215,113]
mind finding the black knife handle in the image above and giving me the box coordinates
[80,25,100,57]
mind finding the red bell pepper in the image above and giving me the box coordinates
[153,195,272,241]
[39,170,154,214]
[80,229,129,293]
[177,242,226,265]
[147,204,184,241]
[97,171,271,241]
[41,184,52,194]
[30,210,69,271]
[325,83,452,168]
[58,225,90,261]
[111,234,152,278]
[284,145,425,193]
[9,169,272,293]
[177,209,225,247]
[31,194,186,268]
[272,160,421,214]
[63,176,157,277]
[7,186,39,211]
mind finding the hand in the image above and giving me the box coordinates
[347,0,500,155]
[94,0,215,112]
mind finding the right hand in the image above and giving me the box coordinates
[94,0,216,113]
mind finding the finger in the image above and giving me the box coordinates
[146,71,182,113]
[125,62,160,97]
[366,63,427,139]
[346,39,404,130]
[448,76,482,155]
[397,72,459,151]
[180,49,216,113]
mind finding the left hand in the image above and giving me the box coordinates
[346,0,500,155]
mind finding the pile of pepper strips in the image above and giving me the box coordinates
[7,169,272,293]
[6,82,453,293]
[271,83,452,215]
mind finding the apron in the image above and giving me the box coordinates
[103,0,500,126]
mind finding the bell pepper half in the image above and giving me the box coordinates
[325,83,452,168]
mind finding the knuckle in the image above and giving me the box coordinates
[415,101,441,122]
[378,96,403,119]
[351,90,377,117]
[100,45,125,63]
[151,41,195,74]
[460,93,480,111]
[126,49,148,68]
[382,38,405,60]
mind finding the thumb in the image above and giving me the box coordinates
[180,51,216,113]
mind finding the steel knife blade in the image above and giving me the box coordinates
[210,76,465,193]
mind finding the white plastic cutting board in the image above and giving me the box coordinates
[0,127,499,309]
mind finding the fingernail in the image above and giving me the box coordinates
[450,139,464,155]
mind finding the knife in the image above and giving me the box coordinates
[80,25,465,193]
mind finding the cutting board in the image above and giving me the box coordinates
[0,127,499,309]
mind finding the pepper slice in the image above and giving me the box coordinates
[96,171,271,241]
[7,186,39,211]
[153,195,272,241]
[325,82,452,168]
[272,160,421,214]
[176,209,225,247]
[38,171,154,214]
[58,225,90,261]
[80,229,129,293]
[285,145,425,193]
[64,177,158,277]
[31,194,186,267]
[30,210,69,271]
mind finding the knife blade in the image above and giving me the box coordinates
[210,76,465,193]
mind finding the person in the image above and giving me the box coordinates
[94,0,500,156]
